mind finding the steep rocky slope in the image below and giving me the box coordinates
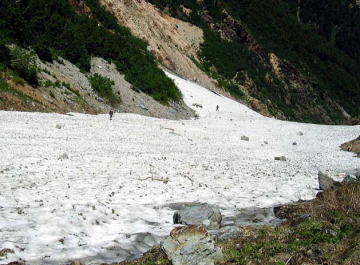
[100,0,360,124]
[99,0,218,91]
[0,0,194,119]
[1,0,359,123]
[0,54,194,119]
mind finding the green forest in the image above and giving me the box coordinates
[0,0,181,104]
[149,0,360,122]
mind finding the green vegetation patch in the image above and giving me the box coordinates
[0,0,181,104]
[0,79,35,103]
[149,0,360,122]
[89,73,118,104]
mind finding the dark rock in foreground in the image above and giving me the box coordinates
[318,171,337,191]
[173,203,222,229]
[161,226,223,265]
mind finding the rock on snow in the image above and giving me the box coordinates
[0,71,359,264]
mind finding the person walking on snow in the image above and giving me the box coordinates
[109,110,114,120]
[216,105,219,111]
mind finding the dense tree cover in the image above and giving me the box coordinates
[0,0,181,104]
[298,0,360,59]
[149,0,360,120]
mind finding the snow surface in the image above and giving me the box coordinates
[0,71,359,264]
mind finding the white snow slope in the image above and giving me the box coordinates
[0,71,359,264]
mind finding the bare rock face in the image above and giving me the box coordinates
[90,57,195,120]
[161,226,223,265]
[99,0,218,91]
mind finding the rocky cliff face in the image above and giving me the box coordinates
[99,0,218,91]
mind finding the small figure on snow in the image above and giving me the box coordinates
[216,105,219,111]
[109,110,114,120]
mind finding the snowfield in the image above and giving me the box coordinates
[0,72,359,264]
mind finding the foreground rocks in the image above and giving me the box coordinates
[161,226,223,265]
[341,135,360,157]
[318,169,360,191]
[173,203,222,229]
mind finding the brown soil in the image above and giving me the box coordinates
[0,78,98,114]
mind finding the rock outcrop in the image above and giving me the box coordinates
[318,171,337,191]
[99,0,218,92]
[173,203,222,229]
[161,226,223,265]
[341,136,360,157]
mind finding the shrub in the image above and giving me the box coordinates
[0,0,181,104]
[9,47,39,87]
[149,0,360,120]
[89,73,118,104]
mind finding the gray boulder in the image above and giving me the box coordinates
[343,174,358,184]
[58,153,69,160]
[209,226,241,241]
[173,204,222,229]
[162,226,223,265]
[56,124,64,129]
[241,136,249,141]
[275,156,287,161]
[318,171,337,190]
[297,131,304,136]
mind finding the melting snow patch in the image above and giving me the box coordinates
[0,72,359,264]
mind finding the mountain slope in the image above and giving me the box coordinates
[1,0,359,123]
[0,0,195,118]
[0,72,359,265]
[112,0,360,124]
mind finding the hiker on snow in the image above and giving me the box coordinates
[109,110,114,120]
[216,105,219,111]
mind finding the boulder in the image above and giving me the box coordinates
[292,142,297,145]
[56,124,64,129]
[162,226,223,265]
[241,136,249,141]
[297,131,304,136]
[345,168,360,177]
[209,226,241,241]
[318,171,337,190]
[343,174,358,184]
[173,203,222,229]
[58,153,69,160]
[274,156,287,161]
[192,103,203,108]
